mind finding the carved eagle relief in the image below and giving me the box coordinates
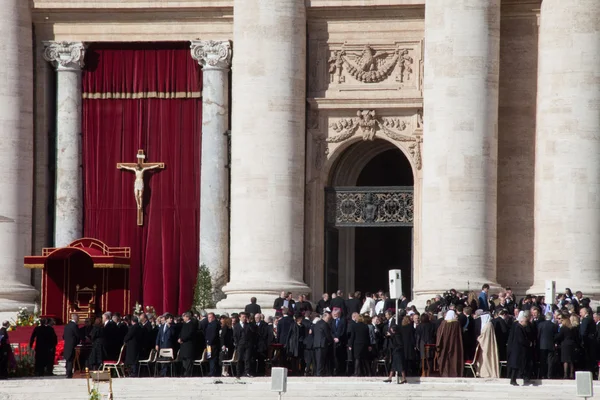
[328,45,411,84]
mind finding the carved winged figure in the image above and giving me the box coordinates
[355,45,388,72]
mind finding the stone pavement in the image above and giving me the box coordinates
[0,376,597,400]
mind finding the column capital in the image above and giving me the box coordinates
[43,41,86,71]
[190,40,232,71]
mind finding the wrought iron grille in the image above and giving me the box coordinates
[325,186,414,227]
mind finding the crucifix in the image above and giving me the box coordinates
[117,149,165,226]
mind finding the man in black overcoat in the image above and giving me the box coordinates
[138,313,153,360]
[0,321,11,379]
[233,312,257,378]
[312,312,333,376]
[244,297,262,316]
[124,316,143,376]
[30,318,58,376]
[507,315,531,386]
[580,307,597,373]
[103,313,120,360]
[345,292,361,316]
[253,313,270,376]
[204,312,220,377]
[63,314,81,378]
[330,291,346,316]
[178,311,197,377]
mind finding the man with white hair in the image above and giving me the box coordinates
[507,313,531,386]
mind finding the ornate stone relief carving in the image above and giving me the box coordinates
[327,44,414,85]
[190,40,232,70]
[43,41,86,71]
[326,110,423,170]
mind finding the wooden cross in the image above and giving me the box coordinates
[116,150,165,226]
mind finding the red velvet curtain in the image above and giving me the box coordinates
[82,43,201,315]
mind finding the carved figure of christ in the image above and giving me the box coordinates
[117,149,165,226]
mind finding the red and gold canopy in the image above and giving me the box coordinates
[24,238,130,269]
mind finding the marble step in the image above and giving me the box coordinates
[0,377,596,400]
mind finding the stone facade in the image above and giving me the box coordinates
[4,0,600,317]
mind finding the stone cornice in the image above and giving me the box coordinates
[43,41,86,71]
[190,40,232,71]
[308,97,423,110]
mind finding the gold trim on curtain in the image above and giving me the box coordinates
[82,91,201,99]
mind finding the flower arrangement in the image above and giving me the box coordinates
[133,302,156,317]
[89,388,101,400]
[9,344,35,377]
[55,340,65,365]
[10,307,40,329]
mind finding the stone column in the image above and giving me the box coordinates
[43,42,86,247]
[530,1,600,296]
[0,0,37,320]
[218,0,310,310]
[190,40,232,302]
[417,0,501,301]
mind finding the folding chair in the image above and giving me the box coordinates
[222,350,238,377]
[155,348,175,377]
[375,358,388,376]
[138,349,157,377]
[193,349,208,377]
[464,344,480,378]
[101,345,126,378]
[86,368,113,400]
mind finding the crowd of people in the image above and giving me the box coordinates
[1,286,599,385]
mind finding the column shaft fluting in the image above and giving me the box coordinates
[191,40,232,303]
[219,0,309,309]
[44,42,86,247]
[530,0,600,296]
[418,0,501,299]
[0,0,37,317]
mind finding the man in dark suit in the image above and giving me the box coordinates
[345,292,361,317]
[295,295,313,314]
[537,313,558,379]
[204,312,220,377]
[313,312,333,376]
[0,320,10,379]
[253,313,269,376]
[245,297,262,316]
[103,312,120,360]
[63,314,81,378]
[316,293,330,314]
[580,307,597,373]
[233,312,257,377]
[330,291,346,316]
[29,318,58,376]
[138,313,153,360]
[124,316,143,376]
[155,314,176,376]
[492,310,510,361]
[178,311,197,377]
[329,309,347,376]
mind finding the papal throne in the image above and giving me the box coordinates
[70,284,97,321]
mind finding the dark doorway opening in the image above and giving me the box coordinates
[354,227,412,297]
[325,141,414,299]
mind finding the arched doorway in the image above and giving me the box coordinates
[325,139,414,298]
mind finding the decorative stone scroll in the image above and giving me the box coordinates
[43,41,86,71]
[325,187,414,227]
[328,45,413,84]
[190,40,232,70]
[326,110,423,169]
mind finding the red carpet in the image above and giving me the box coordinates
[8,325,65,344]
